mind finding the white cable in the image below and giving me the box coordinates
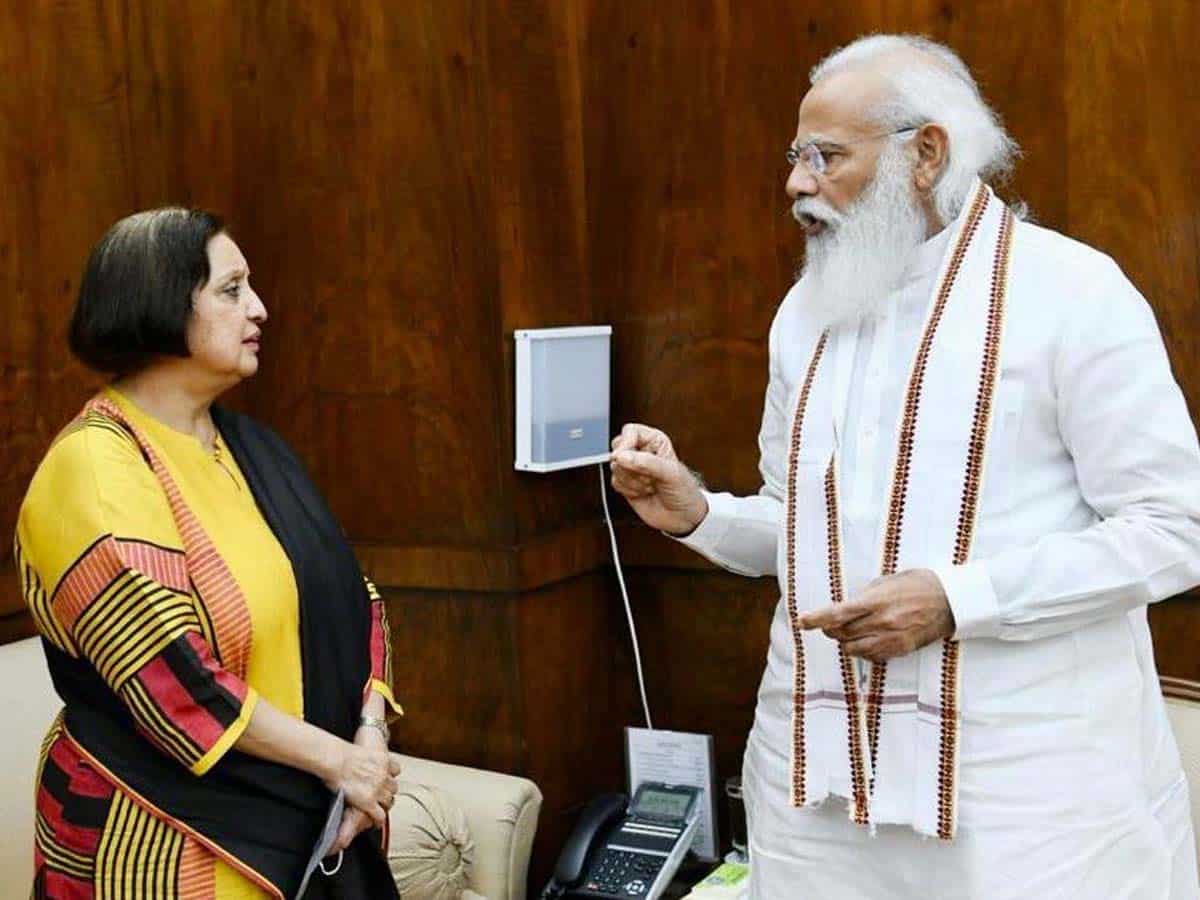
[599,463,653,730]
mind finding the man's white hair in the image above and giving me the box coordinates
[810,34,1020,223]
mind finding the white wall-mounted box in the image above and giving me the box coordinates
[514,325,612,473]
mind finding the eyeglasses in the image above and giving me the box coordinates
[785,127,919,175]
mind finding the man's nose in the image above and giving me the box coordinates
[786,164,819,201]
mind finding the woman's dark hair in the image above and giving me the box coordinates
[68,207,225,375]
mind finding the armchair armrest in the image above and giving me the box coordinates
[387,754,542,900]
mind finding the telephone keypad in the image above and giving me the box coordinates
[583,849,662,896]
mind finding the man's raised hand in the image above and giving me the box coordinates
[609,423,708,536]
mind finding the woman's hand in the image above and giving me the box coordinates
[329,726,397,852]
[233,696,404,831]
[331,807,373,854]
[326,738,403,826]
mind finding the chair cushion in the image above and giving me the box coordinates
[390,754,542,900]
[1165,695,1200,847]
[387,780,477,899]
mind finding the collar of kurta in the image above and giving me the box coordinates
[784,180,1015,839]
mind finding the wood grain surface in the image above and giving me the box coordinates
[3,3,1198,889]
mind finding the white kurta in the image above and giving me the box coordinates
[681,201,1200,898]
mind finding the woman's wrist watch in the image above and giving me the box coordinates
[358,714,390,742]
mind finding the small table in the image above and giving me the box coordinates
[661,855,729,899]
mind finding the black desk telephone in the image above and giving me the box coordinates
[540,782,702,900]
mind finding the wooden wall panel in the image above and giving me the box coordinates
[482,0,614,545]
[584,2,801,495]
[385,587,525,773]
[1062,0,1200,677]
[0,0,240,637]
[223,1,607,550]
[1,2,136,563]
[1064,0,1200,408]
[514,575,638,892]
[1150,595,1200,684]
[231,2,514,547]
[4,3,1200,891]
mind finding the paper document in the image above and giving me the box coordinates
[625,727,719,860]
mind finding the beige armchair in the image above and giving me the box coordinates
[0,636,61,899]
[1162,676,1200,864]
[387,755,542,900]
[0,636,540,900]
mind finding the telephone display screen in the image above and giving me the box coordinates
[634,788,693,820]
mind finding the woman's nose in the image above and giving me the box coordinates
[248,288,268,323]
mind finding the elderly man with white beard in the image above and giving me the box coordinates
[610,34,1200,899]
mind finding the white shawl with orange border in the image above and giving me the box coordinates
[784,181,1013,838]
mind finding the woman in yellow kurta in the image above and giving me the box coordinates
[18,208,402,899]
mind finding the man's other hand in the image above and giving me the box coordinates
[610,423,708,536]
[797,569,956,661]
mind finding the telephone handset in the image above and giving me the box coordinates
[540,783,702,900]
[541,793,628,898]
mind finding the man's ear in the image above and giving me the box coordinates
[912,123,950,193]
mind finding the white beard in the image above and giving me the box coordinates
[793,143,928,331]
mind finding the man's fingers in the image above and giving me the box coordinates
[825,610,888,641]
[612,482,654,501]
[388,753,404,776]
[611,424,635,452]
[842,634,908,662]
[611,449,676,483]
[842,636,885,661]
[611,423,676,458]
[798,598,876,631]
[610,467,655,498]
[611,423,655,453]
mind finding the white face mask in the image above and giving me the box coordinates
[791,140,928,331]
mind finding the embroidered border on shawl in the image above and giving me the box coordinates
[823,457,870,824]
[935,204,1014,839]
[784,331,829,806]
[84,398,254,679]
[868,184,992,784]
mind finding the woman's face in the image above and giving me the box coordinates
[186,233,267,381]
